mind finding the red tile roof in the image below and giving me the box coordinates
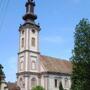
[40,55,72,74]
[7,82,20,90]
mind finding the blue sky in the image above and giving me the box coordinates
[0,0,90,82]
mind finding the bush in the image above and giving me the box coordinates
[32,86,44,90]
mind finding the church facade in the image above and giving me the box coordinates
[17,0,72,90]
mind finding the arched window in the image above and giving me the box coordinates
[31,61,36,70]
[31,37,35,47]
[20,57,24,71]
[55,79,57,88]
[21,38,24,48]
[30,5,34,13]
[65,78,69,88]
[31,78,37,88]
[20,61,23,71]
[19,78,25,88]
[22,30,24,34]
[32,29,35,34]
[20,78,23,87]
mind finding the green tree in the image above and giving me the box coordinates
[0,64,5,89]
[59,82,64,90]
[71,18,90,90]
[32,86,44,90]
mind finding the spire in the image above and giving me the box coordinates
[23,0,37,23]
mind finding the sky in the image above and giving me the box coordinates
[0,0,90,82]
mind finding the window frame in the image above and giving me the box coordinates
[31,37,35,47]
[64,78,69,88]
[31,78,37,88]
[21,38,24,48]
[55,79,57,88]
[31,61,36,70]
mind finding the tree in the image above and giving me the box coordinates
[0,64,5,89]
[0,64,5,82]
[59,82,64,90]
[71,18,90,90]
[32,86,44,90]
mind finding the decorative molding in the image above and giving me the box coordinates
[19,23,41,32]
[18,50,40,55]
[16,71,71,77]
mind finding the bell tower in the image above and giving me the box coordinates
[17,0,40,90]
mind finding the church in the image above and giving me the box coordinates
[16,0,72,90]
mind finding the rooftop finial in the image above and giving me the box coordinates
[23,0,37,23]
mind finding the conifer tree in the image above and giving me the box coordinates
[71,18,90,90]
[0,64,5,84]
[0,64,4,82]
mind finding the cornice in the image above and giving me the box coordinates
[18,50,40,55]
[16,71,71,77]
[19,22,41,32]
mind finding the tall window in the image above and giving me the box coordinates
[65,78,69,88]
[31,78,37,88]
[30,5,34,13]
[31,61,36,70]
[22,30,24,34]
[31,37,35,47]
[20,78,25,88]
[55,79,57,88]
[20,61,23,71]
[20,57,24,71]
[22,38,24,48]
[20,78,23,87]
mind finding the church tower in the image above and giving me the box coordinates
[17,0,41,90]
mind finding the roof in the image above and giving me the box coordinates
[40,55,72,75]
[7,82,20,90]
